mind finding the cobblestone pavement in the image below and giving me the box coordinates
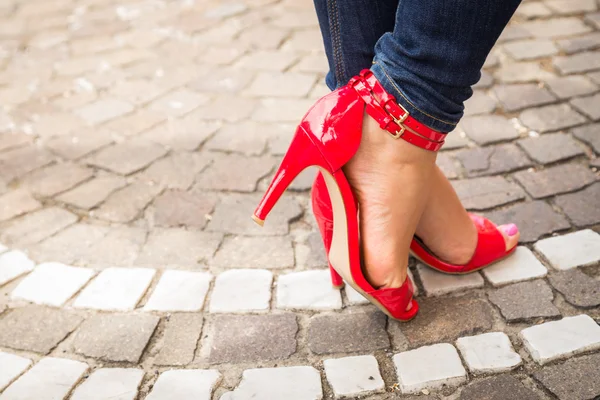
[0,0,600,399]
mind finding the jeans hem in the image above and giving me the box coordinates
[371,62,457,133]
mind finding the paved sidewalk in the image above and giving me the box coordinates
[1,0,600,399]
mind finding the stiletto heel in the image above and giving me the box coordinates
[254,70,446,321]
[329,263,344,289]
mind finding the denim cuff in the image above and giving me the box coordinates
[371,62,457,133]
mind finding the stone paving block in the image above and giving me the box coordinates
[151,190,216,229]
[141,152,210,190]
[204,121,271,156]
[485,201,570,242]
[533,352,600,400]
[400,296,493,347]
[572,123,600,153]
[308,312,389,354]
[109,79,167,105]
[554,51,600,74]
[209,269,272,313]
[0,357,88,400]
[11,262,94,307]
[519,104,586,133]
[549,269,600,308]
[22,162,94,197]
[570,93,600,120]
[555,182,600,227]
[190,68,254,94]
[521,17,591,38]
[545,76,598,99]
[208,314,297,363]
[494,61,555,83]
[489,279,560,322]
[513,163,596,199]
[93,182,161,223]
[460,375,542,400]
[0,250,34,287]
[193,94,256,123]
[0,189,41,222]
[324,355,385,398]
[277,269,342,311]
[459,115,519,144]
[140,117,219,151]
[144,270,212,312]
[0,207,78,246]
[463,91,497,116]
[252,98,314,122]
[196,154,275,193]
[436,153,458,179]
[504,39,557,60]
[104,109,167,137]
[82,226,146,267]
[452,176,526,210]
[474,70,493,88]
[0,146,54,183]
[136,228,222,267]
[75,98,134,125]
[516,2,552,18]
[221,367,321,400]
[146,369,221,400]
[417,264,484,296]
[520,314,600,364]
[72,313,159,363]
[517,132,584,164]
[235,50,299,72]
[57,175,127,210]
[590,71,600,86]
[456,144,532,178]
[212,235,294,269]
[534,229,600,270]
[393,343,466,394]
[546,0,597,14]
[70,368,144,400]
[154,314,204,366]
[587,11,600,28]
[493,83,556,112]
[557,32,600,54]
[0,306,83,354]
[456,332,522,374]
[86,139,167,176]
[73,267,155,311]
[0,352,32,391]
[482,246,547,286]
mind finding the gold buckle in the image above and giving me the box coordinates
[389,124,405,139]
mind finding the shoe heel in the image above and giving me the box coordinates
[329,263,344,289]
[253,127,325,224]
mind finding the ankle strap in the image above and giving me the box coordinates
[348,70,446,152]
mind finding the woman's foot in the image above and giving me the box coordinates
[414,166,520,265]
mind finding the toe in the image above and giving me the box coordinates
[498,223,520,252]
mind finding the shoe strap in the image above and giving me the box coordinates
[349,69,446,152]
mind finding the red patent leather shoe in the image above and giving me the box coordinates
[312,174,517,278]
[253,70,446,321]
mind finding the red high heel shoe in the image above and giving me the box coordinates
[312,174,518,278]
[253,70,446,321]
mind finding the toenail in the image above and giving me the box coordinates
[501,223,518,236]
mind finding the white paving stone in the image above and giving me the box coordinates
[0,352,32,391]
[276,269,342,311]
[520,314,600,365]
[393,343,467,394]
[71,368,144,400]
[534,230,600,270]
[0,243,7,253]
[220,366,322,400]
[1,357,88,400]
[145,369,221,400]
[482,246,548,286]
[73,267,155,311]
[11,263,94,306]
[345,270,418,305]
[143,270,212,312]
[209,269,272,313]
[323,355,385,398]
[456,332,522,374]
[417,264,484,296]
[0,250,35,287]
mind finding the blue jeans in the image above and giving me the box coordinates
[314,0,521,132]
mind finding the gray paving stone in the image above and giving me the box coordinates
[516,2,552,19]
[459,115,519,145]
[0,146,55,183]
[0,189,41,222]
[93,182,161,223]
[204,121,271,156]
[70,368,144,400]
[504,39,557,60]
[395,296,493,347]
[22,162,94,197]
[513,163,596,199]
[474,70,494,88]
[86,139,167,175]
[534,229,600,270]
[0,352,32,392]
[494,61,555,83]
[299,231,329,268]
[460,375,542,400]
[252,98,315,123]
[586,11,600,28]
[57,175,127,210]
[75,98,134,125]
[308,312,389,354]
[546,0,597,14]
[155,314,204,366]
[488,279,560,322]
[520,314,600,364]
[456,144,533,178]
[482,246,548,286]
[456,332,521,374]
[436,153,458,179]
[208,314,297,363]
[149,89,209,117]
[209,269,272,313]
[244,72,315,98]
[452,176,525,210]
[195,154,275,192]
[72,313,159,363]
[140,152,210,190]
[521,17,591,38]
[555,182,600,227]
[485,201,570,242]
[554,51,600,74]
[493,83,556,112]
[146,369,221,400]
[519,104,586,133]
[144,270,212,312]
[533,352,600,400]
[590,71,600,85]
[0,306,83,354]
[417,264,484,296]
[0,207,78,246]
[141,117,219,151]
[324,355,385,398]
[151,190,217,229]
[572,123,600,153]
[545,76,598,99]
[0,250,35,287]
[549,269,600,308]
[212,235,294,268]
[570,93,600,120]
[82,226,146,267]
[463,91,497,116]
[220,367,322,400]
[517,133,584,163]
[498,25,533,43]
[0,357,88,400]
[557,32,600,54]
[277,269,342,311]
[136,228,221,267]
